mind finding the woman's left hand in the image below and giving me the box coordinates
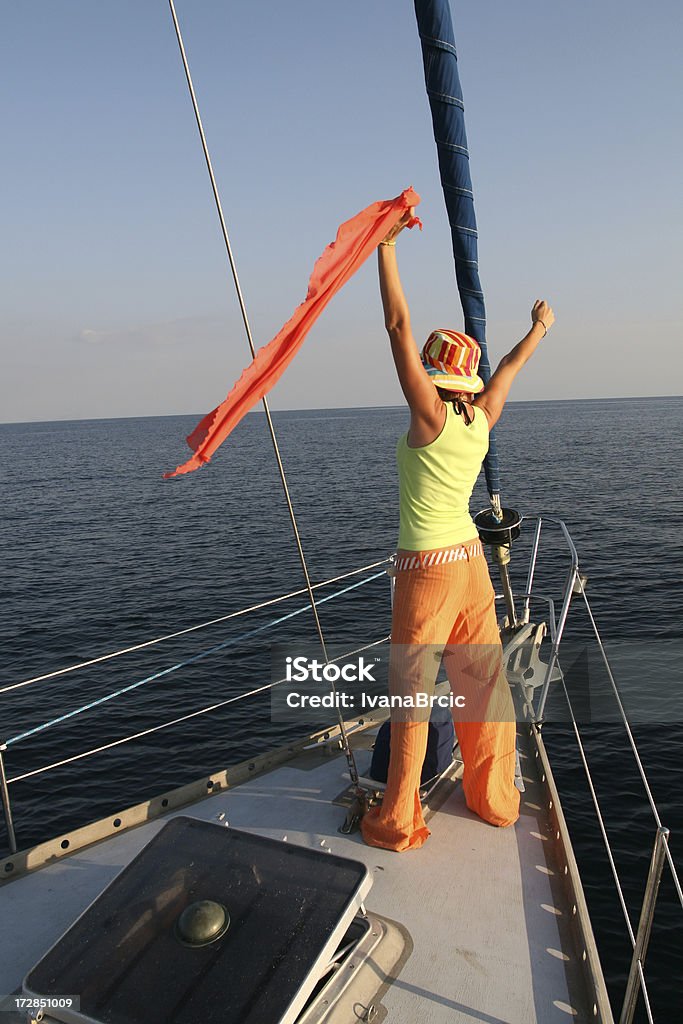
[531,299,555,332]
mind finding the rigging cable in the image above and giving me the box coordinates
[167,1,362,790]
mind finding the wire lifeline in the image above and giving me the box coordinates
[553,654,637,947]
[580,587,683,911]
[7,636,391,785]
[520,515,682,967]
[167,0,359,785]
[0,558,390,697]
[6,571,386,747]
[636,961,655,1024]
[529,516,683,915]
[580,589,663,827]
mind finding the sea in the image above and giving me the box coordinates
[1,396,681,1021]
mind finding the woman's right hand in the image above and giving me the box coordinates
[531,299,555,333]
[380,208,415,246]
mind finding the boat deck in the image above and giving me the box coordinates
[0,728,600,1024]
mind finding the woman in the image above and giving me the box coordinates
[361,212,555,852]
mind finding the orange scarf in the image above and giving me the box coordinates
[164,188,421,478]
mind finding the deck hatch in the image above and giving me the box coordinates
[23,816,371,1024]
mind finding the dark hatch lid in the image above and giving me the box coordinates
[24,817,371,1024]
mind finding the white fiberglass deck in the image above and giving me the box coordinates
[0,734,595,1024]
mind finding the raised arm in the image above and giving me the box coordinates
[473,300,555,429]
[379,217,444,444]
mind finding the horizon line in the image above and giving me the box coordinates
[1,393,681,428]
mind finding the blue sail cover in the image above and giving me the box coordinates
[414,0,501,501]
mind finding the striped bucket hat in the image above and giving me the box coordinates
[421,329,485,394]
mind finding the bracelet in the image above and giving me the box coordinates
[379,239,396,247]
[532,318,547,337]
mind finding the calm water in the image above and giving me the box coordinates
[1,397,681,1019]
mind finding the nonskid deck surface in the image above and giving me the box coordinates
[0,738,592,1024]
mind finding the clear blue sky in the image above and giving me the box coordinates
[3,1,682,422]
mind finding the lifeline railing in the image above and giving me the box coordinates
[0,557,393,855]
[0,522,680,1023]
[504,515,681,1024]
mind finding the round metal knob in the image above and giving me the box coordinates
[176,900,230,947]
[474,506,522,548]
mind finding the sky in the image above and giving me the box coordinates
[2,0,682,423]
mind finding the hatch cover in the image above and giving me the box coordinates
[24,816,372,1024]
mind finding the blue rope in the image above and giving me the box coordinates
[6,571,386,747]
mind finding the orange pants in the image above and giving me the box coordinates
[361,544,520,852]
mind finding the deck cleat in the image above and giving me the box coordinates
[338,788,369,835]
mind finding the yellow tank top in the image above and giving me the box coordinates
[397,402,489,550]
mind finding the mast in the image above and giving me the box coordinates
[414,0,518,625]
